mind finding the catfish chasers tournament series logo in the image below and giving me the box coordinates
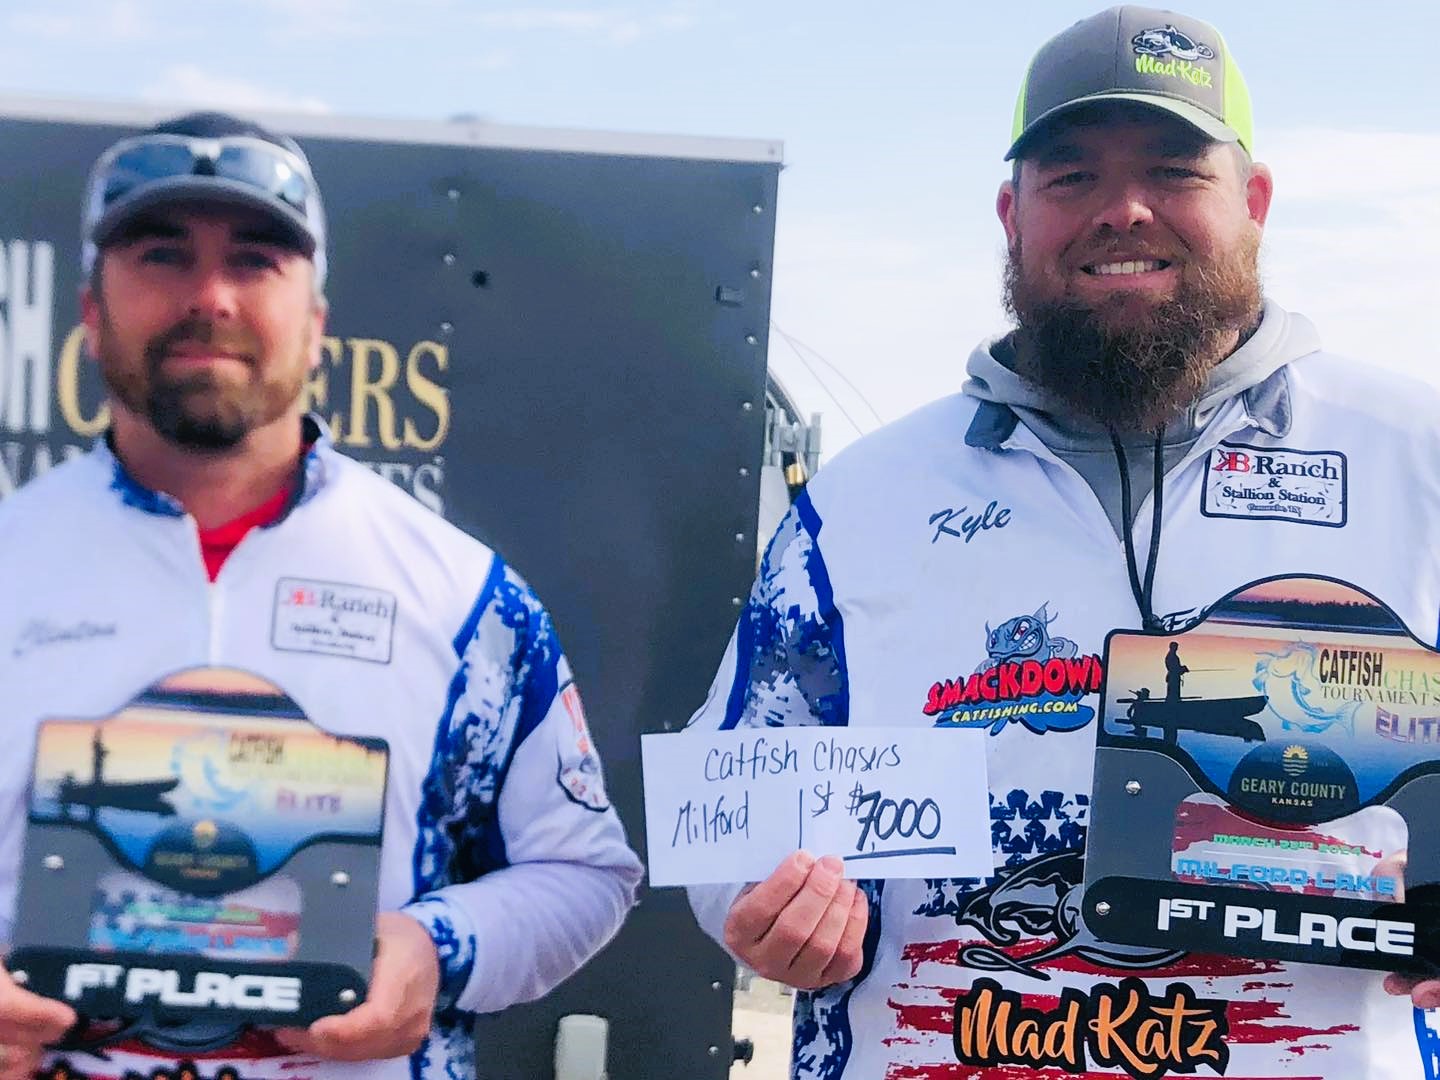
[923,604,1103,735]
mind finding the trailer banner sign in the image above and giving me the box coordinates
[1082,575,1440,974]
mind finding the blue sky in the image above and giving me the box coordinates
[3,0,1437,452]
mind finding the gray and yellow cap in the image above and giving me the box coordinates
[1006,5,1253,160]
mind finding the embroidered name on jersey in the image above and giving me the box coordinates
[1202,443,1347,527]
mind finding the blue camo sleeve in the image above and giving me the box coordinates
[686,491,850,947]
[709,490,849,733]
[404,557,642,1014]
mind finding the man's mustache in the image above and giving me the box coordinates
[145,318,259,369]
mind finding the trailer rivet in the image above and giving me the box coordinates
[439,321,454,335]
[738,467,750,478]
[751,204,764,215]
[447,188,461,201]
[744,334,759,346]
[734,533,746,544]
[339,989,358,1005]
[1125,780,1142,796]
[1095,901,1112,916]
[711,980,722,991]
[741,401,753,412]
[707,1046,720,1057]
[731,597,743,607]
[10,970,27,986]
[748,267,761,280]
[42,854,63,871]
[331,871,351,887]
[443,253,457,266]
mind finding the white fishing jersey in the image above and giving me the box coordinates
[0,422,643,1080]
[689,331,1440,1079]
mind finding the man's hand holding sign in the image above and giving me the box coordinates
[723,853,867,990]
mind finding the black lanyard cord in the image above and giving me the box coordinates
[1111,430,1166,632]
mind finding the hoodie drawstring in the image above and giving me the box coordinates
[1111,430,1166,632]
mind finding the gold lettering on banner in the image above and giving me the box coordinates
[346,337,402,450]
[403,340,449,452]
[302,335,344,425]
[56,324,108,437]
[300,335,451,453]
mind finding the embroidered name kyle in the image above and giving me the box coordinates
[930,501,1011,544]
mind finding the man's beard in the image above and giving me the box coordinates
[1002,233,1262,432]
[97,313,307,451]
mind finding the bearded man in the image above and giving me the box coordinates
[685,5,1440,1077]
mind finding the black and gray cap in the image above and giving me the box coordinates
[82,111,328,287]
[1006,5,1253,160]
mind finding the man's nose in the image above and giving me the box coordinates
[1091,180,1156,233]
[186,264,240,320]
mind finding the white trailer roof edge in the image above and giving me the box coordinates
[0,93,784,165]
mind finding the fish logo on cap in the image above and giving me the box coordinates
[1132,24,1216,61]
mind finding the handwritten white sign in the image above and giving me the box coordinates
[641,726,991,886]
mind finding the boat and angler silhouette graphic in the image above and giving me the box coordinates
[55,728,179,819]
[1115,642,1269,744]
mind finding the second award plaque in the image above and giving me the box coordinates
[1083,576,1440,974]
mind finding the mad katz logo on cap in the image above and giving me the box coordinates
[1132,24,1216,85]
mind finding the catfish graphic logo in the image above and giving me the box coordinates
[1131,24,1216,60]
[944,851,1185,981]
[924,604,1104,735]
[940,853,1226,1079]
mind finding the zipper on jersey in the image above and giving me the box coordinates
[180,514,224,665]
[208,579,223,665]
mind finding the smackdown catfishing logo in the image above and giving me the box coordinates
[923,604,1103,735]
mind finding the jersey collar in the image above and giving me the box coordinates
[98,413,333,520]
[964,366,1294,452]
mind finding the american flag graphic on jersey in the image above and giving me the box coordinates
[871,788,1380,1078]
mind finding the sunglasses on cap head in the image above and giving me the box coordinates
[82,131,329,285]
[107,132,311,203]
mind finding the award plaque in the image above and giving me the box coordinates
[8,667,389,1028]
[1083,576,1440,974]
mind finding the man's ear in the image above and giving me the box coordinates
[80,284,102,360]
[997,179,1020,250]
[1245,161,1274,229]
